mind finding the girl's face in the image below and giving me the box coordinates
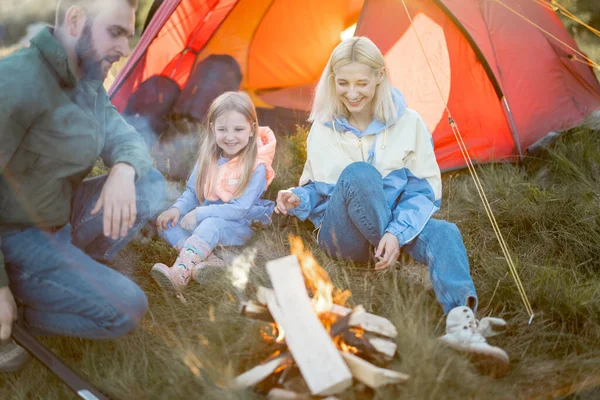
[334,62,382,118]
[213,110,254,158]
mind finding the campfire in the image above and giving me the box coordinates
[232,236,409,398]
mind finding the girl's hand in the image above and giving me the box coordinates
[374,232,400,271]
[180,210,198,231]
[275,190,301,215]
[156,207,180,232]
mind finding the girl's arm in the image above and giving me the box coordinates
[195,164,268,222]
[172,165,201,215]
[385,115,442,245]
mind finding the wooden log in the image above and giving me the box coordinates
[231,353,290,389]
[255,291,397,340]
[367,335,397,360]
[267,388,310,399]
[264,256,353,396]
[240,300,274,322]
[330,304,397,338]
[340,351,409,389]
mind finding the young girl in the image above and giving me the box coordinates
[152,91,276,293]
[276,37,509,377]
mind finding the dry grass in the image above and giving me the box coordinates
[1,123,600,399]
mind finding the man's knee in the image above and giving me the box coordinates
[101,281,148,338]
[136,168,166,218]
[339,162,381,187]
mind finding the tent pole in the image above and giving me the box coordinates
[501,96,524,166]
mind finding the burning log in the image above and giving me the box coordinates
[263,255,353,396]
[240,300,273,322]
[267,388,310,399]
[329,304,398,338]
[234,243,409,397]
[251,294,398,339]
[247,297,398,366]
[340,351,409,389]
[231,352,291,389]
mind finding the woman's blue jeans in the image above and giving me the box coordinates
[1,169,165,338]
[318,162,477,314]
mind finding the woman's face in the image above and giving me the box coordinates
[334,62,381,117]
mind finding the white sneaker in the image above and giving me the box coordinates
[0,341,30,373]
[439,307,509,378]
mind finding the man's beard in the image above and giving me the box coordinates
[74,20,105,81]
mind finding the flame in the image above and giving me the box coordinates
[334,336,359,355]
[276,326,285,343]
[260,323,286,343]
[289,235,334,313]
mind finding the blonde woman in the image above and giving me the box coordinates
[153,91,276,293]
[276,37,509,377]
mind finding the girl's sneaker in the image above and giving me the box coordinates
[439,306,509,378]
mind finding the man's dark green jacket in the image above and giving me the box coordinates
[0,27,153,286]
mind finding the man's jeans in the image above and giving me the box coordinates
[1,168,165,338]
[318,162,477,314]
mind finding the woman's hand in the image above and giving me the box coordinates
[374,232,400,271]
[275,190,300,215]
[156,207,180,232]
[180,210,198,231]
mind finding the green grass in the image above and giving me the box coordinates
[2,122,600,399]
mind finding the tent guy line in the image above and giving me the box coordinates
[399,0,535,322]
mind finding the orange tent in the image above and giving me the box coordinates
[109,0,600,170]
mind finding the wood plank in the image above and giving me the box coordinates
[256,291,397,339]
[240,300,274,322]
[265,255,353,396]
[267,388,310,399]
[340,351,409,388]
[330,304,397,338]
[231,353,290,389]
[367,336,397,360]
[242,300,397,365]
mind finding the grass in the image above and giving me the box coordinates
[2,121,600,399]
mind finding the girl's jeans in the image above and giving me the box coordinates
[1,169,165,338]
[161,217,254,250]
[318,162,477,314]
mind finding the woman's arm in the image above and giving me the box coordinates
[385,115,442,245]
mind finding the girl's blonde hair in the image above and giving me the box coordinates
[309,36,396,125]
[195,91,259,202]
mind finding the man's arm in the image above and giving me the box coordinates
[0,56,41,337]
[0,60,41,285]
[101,102,153,180]
[92,100,155,239]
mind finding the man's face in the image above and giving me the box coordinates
[74,0,135,81]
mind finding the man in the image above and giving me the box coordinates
[0,0,166,371]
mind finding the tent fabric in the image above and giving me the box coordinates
[109,0,600,171]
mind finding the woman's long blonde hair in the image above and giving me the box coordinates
[309,36,396,125]
[194,91,259,202]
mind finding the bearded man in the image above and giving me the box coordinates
[0,0,166,371]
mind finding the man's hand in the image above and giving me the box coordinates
[180,210,197,231]
[275,190,300,215]
[156,207,180,232]
[374,232,400,271]
[91,163,137,240]
[0,286,17,341]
